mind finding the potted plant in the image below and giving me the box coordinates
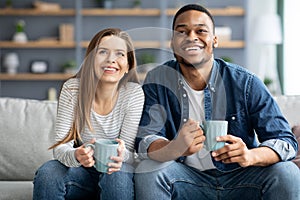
[62,60,77,74]
[96,0,114,9]
[132,0,141,8]
[5,0,12,8]
[12,19,28,43]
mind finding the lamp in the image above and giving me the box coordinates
[253,14,283,95]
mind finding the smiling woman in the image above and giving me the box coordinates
[32,28,144,200]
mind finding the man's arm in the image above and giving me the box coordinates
[148,119,205,162]
[212,135,280,167]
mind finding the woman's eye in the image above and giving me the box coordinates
[116,52,125,57]
[98,49,108,55]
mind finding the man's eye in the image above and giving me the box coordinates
[197,29,208,34]
[176,31,186,36]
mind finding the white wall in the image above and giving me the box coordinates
[283,0,300,95]
[245,0,278,90]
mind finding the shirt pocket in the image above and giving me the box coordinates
[226,109,248,138]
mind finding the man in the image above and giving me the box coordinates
[135,4,300,200]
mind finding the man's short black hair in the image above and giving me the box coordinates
[172,4,215,30]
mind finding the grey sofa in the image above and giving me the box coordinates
[0,98,56,200]
[0,96,299,200]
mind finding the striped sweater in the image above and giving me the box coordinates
[53,78,144,167]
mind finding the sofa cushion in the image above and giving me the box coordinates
[292,126,300,168]
[274,95,300,168]
[0,98,57,181]
[274,95,300,127]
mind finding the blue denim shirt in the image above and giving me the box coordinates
[136,59,298,172]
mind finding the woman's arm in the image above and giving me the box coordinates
[119,83,145,163]
[53,79,81,167]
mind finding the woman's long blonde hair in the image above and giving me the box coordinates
[49,28,139,149]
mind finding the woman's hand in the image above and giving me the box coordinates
[107,138,125,174]
[75,138,96,167]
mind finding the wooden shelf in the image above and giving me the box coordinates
[0,8,75,16]
[166,6,245,16]
[0,41,76,48]
[82,40,244,49]
[0,7,244,17]
[218,40,245,48]
[81,8,160,16]
[0,73,73,81]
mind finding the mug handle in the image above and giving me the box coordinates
[84,143,95,150]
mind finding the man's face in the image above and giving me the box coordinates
[171,10,218,68]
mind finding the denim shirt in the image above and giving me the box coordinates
[135,59,298,172]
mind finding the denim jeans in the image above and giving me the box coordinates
[33,160,134,200]
[135,160,300,200]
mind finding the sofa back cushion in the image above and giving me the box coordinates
[0,98,57,181]
[274,95,300,168]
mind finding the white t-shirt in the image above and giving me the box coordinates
[53,78,144,167]
[182,78,216,171]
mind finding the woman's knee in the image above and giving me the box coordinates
[34,160,67,182]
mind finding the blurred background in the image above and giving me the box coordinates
[0,0,298,99]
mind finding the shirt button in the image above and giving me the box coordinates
[183,94,187,97]
[183,118,187,122]
[232,116,236,120]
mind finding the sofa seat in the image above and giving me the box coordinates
[0,98,57,200]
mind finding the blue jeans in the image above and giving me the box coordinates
[33,160,134,200]
[135,160,300,200]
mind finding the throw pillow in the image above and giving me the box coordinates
[292,125,300,168]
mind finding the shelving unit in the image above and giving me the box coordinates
[0,0,246,99]
[0,73,73,81]
[0,8,75,16]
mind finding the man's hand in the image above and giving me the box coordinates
[211,135,280,167]
[176,119,205,156]
[148,119,205,161]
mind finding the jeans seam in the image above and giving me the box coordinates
[66,181,95,192]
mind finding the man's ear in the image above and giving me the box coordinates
[170,38,174,51]
[213,36,218,48]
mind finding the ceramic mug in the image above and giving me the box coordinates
[85,139,119,173]
[202,120,228,151]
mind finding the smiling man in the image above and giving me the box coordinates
[135,4,300,200]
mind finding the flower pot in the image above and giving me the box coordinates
[13,32,28,43]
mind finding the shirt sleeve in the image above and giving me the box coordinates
[248,75,298,161]
[53,80,81,167]
[119,83,145,164]
[259,139,297,161]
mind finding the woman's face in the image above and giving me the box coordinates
[94,35,129,84]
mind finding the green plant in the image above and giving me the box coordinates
[15,20,25,33]
[133,0,141,8]
[220,56,233,63]
[264,77,273,86]
[5,0,12,8]
[139,53,155,65]
[62,60,77,73]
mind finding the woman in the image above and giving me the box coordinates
[33,28,144,200]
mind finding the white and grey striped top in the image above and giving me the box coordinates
[53,78,144,167]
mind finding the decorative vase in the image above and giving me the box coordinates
[104,0,113,9]
[3,52,19,74]
[13,32,28,43]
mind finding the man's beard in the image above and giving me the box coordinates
[175,54,202,69]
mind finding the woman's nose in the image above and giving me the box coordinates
[106,52,116,63]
